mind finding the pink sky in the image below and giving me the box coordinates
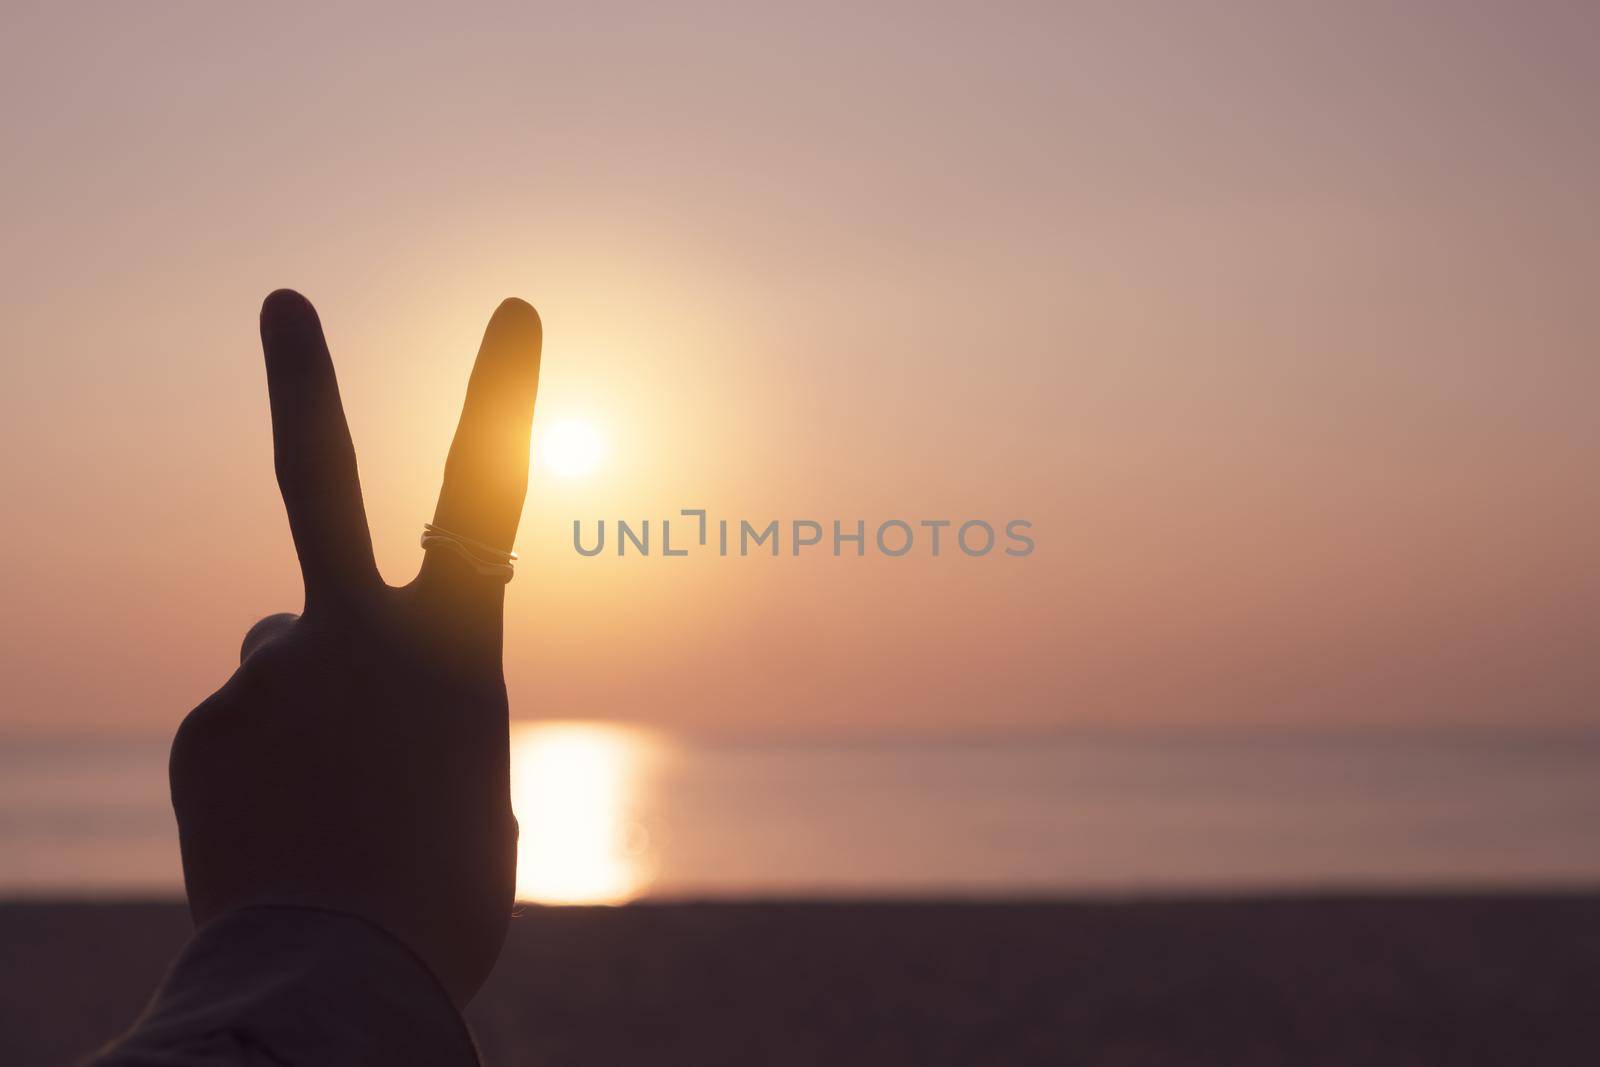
[1,3,1596,737]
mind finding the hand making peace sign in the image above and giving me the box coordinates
[169,289,542,1006]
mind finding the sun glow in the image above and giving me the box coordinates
[510,721,659,904]
[538,418,605,478]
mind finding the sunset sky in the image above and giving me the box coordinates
[2,3,1596,739]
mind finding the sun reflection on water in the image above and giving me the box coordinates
[510,721,661,905]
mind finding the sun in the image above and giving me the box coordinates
[539,418,605,478]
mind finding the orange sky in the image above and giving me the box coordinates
[1,3,1596,737]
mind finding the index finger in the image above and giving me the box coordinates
[419,298,542,594]
[260,289,380,609]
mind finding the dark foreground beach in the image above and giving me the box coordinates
[4,897,1599,1066]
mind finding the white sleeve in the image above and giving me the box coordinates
[86,906,479,1067]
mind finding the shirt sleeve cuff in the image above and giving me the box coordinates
[92,905,480,1066]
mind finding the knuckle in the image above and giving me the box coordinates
[240,612,299,664]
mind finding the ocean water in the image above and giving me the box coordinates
[3,728,1600,899]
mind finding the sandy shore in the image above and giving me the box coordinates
[4,897,1598,1065]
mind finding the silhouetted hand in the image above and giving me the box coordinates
[169,289,541,1006]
